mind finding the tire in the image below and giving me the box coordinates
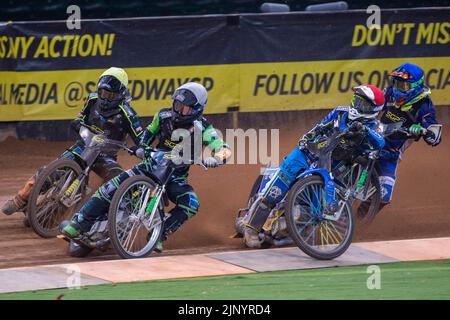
[27,159,85,238]
[355,170,381,223]
[248,175,263,206]
[285,175,354,260]
[334,161,381,224]
[108,175,164,259]
[68,240,93,258]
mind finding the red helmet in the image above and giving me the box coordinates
[349,84,385,121]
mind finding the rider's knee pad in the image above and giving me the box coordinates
[261,171,292,205]
[176,192,199,218]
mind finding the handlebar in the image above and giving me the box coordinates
[134,147,215,170]
[79,122,134,154]
[79,122,104,134]
[385,127,427,139]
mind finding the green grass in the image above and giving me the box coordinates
[1,260,450,300]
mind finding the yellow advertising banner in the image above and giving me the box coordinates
[0,64,240,121]
[0,57,449,121]
[240,56,450,112]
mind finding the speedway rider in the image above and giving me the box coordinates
[242,84,386,248]
[1,67,143,220]
[359,63,442,215]
[61,82,231,253]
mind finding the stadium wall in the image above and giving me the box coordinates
[1,106,449,142]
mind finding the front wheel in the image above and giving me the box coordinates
[285,175,354,260]
[108,175,164,259]
[27,159,85,238]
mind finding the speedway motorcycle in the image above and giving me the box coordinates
[61,147,209,259]
[235,121,441,260]
[236,123,384,260]
[27,123,133,238]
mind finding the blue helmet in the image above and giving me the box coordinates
[389,63,428,110]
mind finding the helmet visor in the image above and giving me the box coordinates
[352,94,377,114]
[393,79,412,93]
[98,88,121,102]
[174,100,195,116]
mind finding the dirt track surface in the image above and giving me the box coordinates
[1,123,449,269]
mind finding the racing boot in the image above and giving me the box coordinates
[1,195,27,216]
[1,172,38,216]
[154,240,164,253]
[243,226,264,248]
[60,215,92,239]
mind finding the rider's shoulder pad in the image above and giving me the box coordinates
[85,92,98,104]
[121,103,138,117]
[335,106,350,113]
[158,108,173,120]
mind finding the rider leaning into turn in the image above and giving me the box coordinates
[359,63,442,215]
[1,67,143,219]
[61,82,232,252]
[242,84,386,248]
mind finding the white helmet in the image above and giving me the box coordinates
[171,82,208,124]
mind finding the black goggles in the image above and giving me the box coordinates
[98,88,121,101]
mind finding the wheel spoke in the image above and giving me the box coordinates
[290,179,353,258]
[113,180,163,257]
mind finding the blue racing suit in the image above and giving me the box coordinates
[378,86,442,203]
[243,106,385,232]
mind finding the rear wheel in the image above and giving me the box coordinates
[285,175,354,260]
[27,159,85,238]
[108,175,164,259]
[334,162,381,224]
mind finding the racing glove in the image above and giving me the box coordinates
[348,121,366,132]
[409,124,425,136]
[424,130,437,146]
[203,157,219,168]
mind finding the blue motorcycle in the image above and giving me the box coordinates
[236,126,382,260]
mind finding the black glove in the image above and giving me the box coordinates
[424,130,437,146]
[348,121,365,132]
